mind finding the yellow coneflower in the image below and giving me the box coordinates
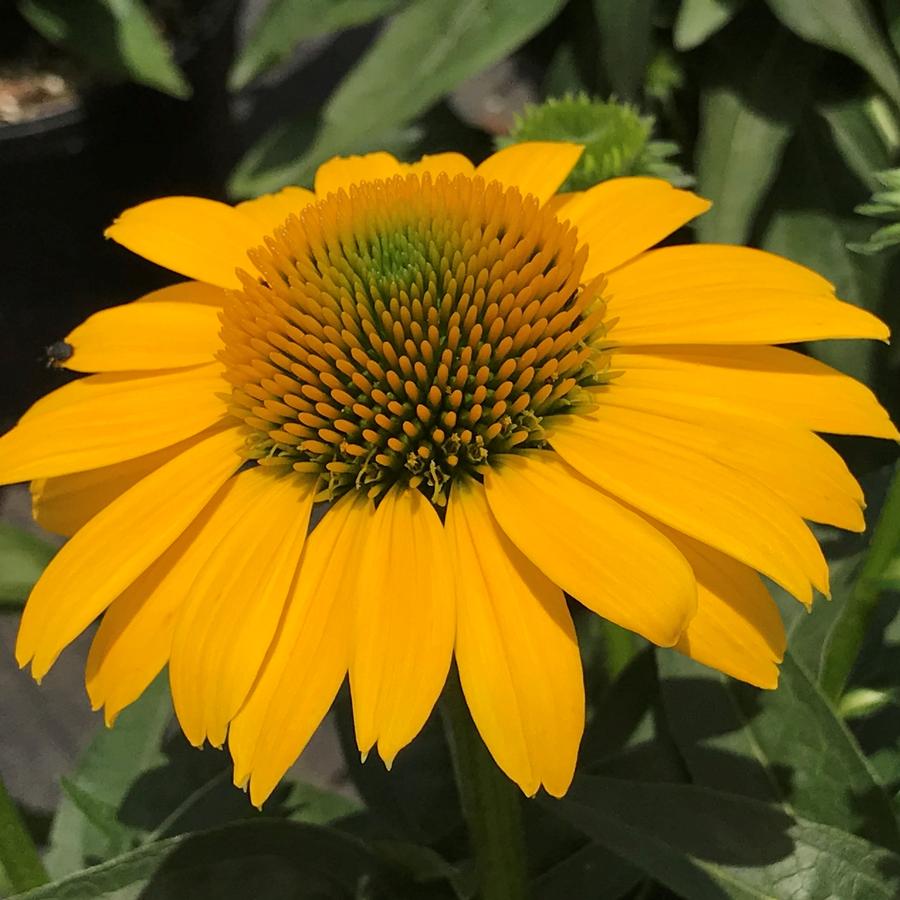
[1,143,896,805]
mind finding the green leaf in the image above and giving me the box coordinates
[279,779,362,826]
[819,95,893,188]
[549,776,900,900]
[822,465,900,700]
[16,820,379,900]
[695,26,818,243]
[371,840,473,899]
[18,0,191,98]
[884,555,900,590]
[657,650,900,850]
[766,0,900,107]
[230,0,404,89]
[0,523,56,609]
[673,0,745,51]
[232,0,566,194]
[592,0,654,100]
[44,674,171,877]
[533,841,641,900]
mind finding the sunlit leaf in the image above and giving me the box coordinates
[231,0,565,195]
[44,675,171,877]
[230,0,404,89]
[673,0,745,51]
[19,0,191,98]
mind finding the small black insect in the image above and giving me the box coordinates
[45,340,74,367]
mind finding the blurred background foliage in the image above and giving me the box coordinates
[2,0,900,898]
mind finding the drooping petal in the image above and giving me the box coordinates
[351,486,455,766]
[662,529,786,688]
[586,390,865,530]
[609,346,899,439]
[63,302,222,372]
[0,365,230,483]
[236,186,316,231]
[31,440,189,537]
[406,152,476,180]
[169,467,317,747]
[560,178,710,279]
[475,142,583,205]
[230,491,372,807]
[446,478,583,798]
[604,245,889,345]
[484,452,696,647]
[105,197,263,289]
[548,411,827,605]
[86,475,246,723]
[136,281,227,307]
[16,426,245,679]
[314,152,404,197]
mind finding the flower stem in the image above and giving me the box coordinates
[0,776,48,893]
[821,462,900,701]
[441,669,529,900]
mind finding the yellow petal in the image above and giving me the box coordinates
[589,388,865,531]
[63,301,222,372]
[446,478,584,798]
[610,346,900,440]
[235,186,316,231]
[169,468,316,747]
[663,529,786,689]
[605,245,889,345]
[314,152,404,197]
[0,364,229,483]
[136,281,227,306]
[105,197,262,289]
[230,491,371,807]
[85,476,244,723]
[475,142,583,205]
[31,440,188,537]
[351,486,455,766]
[406,152,475,180]
[484,452,696,647]
[560,178,710,279]
[16,426,245,680]
[548,410,827,605]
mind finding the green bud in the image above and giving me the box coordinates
[498,93,692,192]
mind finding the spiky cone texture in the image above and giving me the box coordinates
[1,142,897,806]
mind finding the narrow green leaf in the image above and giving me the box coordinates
[673,0,745,51]
[533,841,641,900]
[658,650,900,849]
[279,779,361,826]
[550,776,900,900]
[45,674,171,877]
[592,0,654,99]
[230,0,404,89]
[883,555,900,591]
[822,465,900,700]
[695,27,817,243]
[820,95,893,188]
[767,0,900,107]
[232,0,566,194]
[0,776,48,893]
[15,820,378,900]
[19,0,191,98]
[0,523,56,609]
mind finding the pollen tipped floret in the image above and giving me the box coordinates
[221,172,608,504]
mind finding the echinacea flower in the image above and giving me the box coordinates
[2,143,896,805]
